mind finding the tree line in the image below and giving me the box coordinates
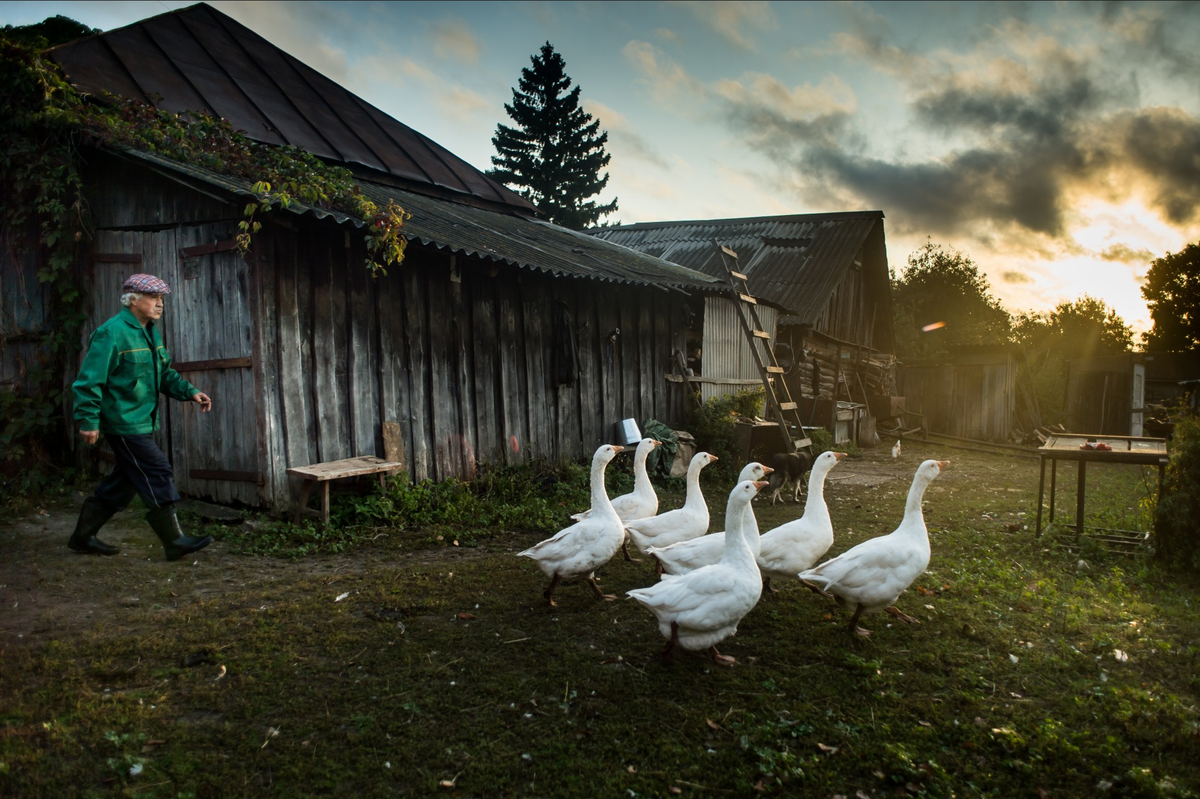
[891,240,1199,422]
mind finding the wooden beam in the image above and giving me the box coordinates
[178,240,240,259]
[93,253,142,264]
[172,356,252,372]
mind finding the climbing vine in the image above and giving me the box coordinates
[0,30,409,477]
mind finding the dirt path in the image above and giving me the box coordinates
[0,493,512,656]
[0,456,909,655]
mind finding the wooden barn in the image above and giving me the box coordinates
[898,345,1041,442]
[590,212,897,444]
[0,4,722,511]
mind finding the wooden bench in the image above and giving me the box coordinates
[287,456,404,525]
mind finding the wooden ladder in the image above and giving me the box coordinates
[714,241,811,455]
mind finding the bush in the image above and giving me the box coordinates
[684,388,764,481]
[1153,405,1200,570]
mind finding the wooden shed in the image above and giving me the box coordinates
[898,345,1040,442]
[0,4,721,510]
[1065,353,1145,436]
[590,212,897,444]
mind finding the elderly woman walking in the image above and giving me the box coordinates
[69,274,214,561]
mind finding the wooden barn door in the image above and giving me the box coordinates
[955,365,985,440]
[165,226,260,505]
[88,226,259,505]
[87,235,170,466]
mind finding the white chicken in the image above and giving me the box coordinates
[798,459,949,637]
[517,444,626,606]
[892,440,902,459]
[627,479,767,665]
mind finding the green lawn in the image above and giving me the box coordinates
[2,441,1197,798]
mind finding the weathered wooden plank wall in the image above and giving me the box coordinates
[255,222,691,511]
[899,358,1016,441]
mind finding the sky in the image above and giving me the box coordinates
[6,1,1200,336]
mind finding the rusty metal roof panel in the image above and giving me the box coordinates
[590,211,883,320]
[50,3,534,213]
[115,148,721,293]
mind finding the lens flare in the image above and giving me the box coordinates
[921,321,946,332]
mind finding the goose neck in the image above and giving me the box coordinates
[590,459,613,513]
[903,474,933,523]
[803,464,832,518]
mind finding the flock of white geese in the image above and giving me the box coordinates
[518,437,949,666]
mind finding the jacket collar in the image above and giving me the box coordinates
[118,305,158,335]
[118,306,145,328]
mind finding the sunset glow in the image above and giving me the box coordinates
[5,1,1197,337]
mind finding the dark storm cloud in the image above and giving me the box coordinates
[1111,108,1200,225]
[719,6,1200,243]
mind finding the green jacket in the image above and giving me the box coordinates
[73,307,200,435]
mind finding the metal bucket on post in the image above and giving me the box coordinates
[614,418,641,446]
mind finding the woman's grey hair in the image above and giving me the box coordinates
[120,292,143,307]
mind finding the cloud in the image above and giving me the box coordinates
[431,18,481,64]
[622,41,708,106]
[670,0,775,50]
[731,8,1200,245]
[1101,243,1156,264]
[655,28,679,43]
[358,56,494,125]
[583,100,670,169]
[213,1,353,84]
[1001,271,1033,284]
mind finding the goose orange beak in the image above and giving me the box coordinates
[752,481,769,491]
[936,460,950,469]
[761,465,775,474]
[833,452,848,460]
[613,446,625,453]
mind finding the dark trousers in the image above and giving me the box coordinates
[91,434,181,512]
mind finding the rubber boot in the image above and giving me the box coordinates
[67,498,121,556]
[146,504,213,562]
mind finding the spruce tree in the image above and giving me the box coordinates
[488,42,617,230]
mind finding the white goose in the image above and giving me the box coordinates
[517,444,626,606]
[798,459,949,637]
[647,461,773,576]
[627,479,767,666]
[571,437,662,561]
[758,451,846,592]
[624,452,717,555]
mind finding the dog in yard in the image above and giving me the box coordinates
[767,450,815,505]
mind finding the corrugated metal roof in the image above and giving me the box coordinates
[49,2,534,214]
[117,148,721,293]
[589,211,883,321]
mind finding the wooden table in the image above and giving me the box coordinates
[287,456,404,525]
[1035,434,1167,541]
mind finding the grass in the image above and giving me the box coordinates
[2,442,1198,798]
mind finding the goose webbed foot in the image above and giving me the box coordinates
[800,579,833,599]
[885,605,920,624]
[848,603,871,637]
[708,646,737,666]
[587,577,617,602]
[622,540,643,563]
[542,574,561,607]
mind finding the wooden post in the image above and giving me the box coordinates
[1035,455,1046,538]
[1075,460,1086,542]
